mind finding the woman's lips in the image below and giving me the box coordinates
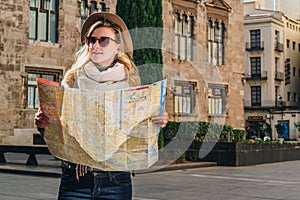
[92,51,103,55]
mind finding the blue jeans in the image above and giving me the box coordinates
[58,167,132,200]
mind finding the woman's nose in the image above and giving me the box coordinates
[93,40,101,48]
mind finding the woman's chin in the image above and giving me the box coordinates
[91,57,106,64]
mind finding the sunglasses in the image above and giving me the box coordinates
[86,36,119,47]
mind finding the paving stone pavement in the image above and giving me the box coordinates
[0,153,217,177]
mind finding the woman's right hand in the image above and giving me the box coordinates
[34,108,49,128]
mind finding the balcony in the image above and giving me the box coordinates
[274,71,284,81]
[245,41,264,51]
[244,100,284,109]
[244,100,300,109]
[274,42,284,52]
[245,71,268,80]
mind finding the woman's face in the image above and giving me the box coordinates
[88,27,120,66]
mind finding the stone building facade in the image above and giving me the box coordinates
[0,0,244,146]
[162,0,245,127]
[0,0,117,145]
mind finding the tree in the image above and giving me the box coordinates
[116,0,163,84]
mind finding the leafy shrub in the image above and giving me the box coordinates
[219,124,234,142]
[161,122,180,140]
[232,129,246,143]
[294,120,300,131]
[160,121,246,144]
[194,121,209,142]
[158,131,164,149]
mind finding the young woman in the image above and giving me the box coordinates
[35,12,168,200]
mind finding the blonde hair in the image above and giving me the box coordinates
[62,20,141,87]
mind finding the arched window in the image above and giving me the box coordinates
[208,19,225,65]
[183,15,188,36]
[180,15,188,60]
[213,21,220,65]
[99,2,106,12]
[219,22,225,65]
[81,0,88,17]
[187,16,194,61]
[174,13,181,59]
[90,1,98,13]
[208,20,213,64]
[174,13,194,61]
[81,1,107,27]
[81,0,89,27]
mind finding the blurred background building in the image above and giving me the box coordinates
[244,0,300,140]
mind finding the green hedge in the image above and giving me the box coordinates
[158,121,246,149]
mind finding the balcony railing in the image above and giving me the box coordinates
[275,71,284,81]
[245,41,264,51]
[245,71,268,80]
[274,42,284,52]
[244,100,282,108]
[244,100,300,108]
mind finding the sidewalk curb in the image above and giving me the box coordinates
[0,167,61,177]
[135,162,217,174]
[0,163,61,177]
[0,162,217,177]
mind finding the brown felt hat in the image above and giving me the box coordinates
[81,12,133,57]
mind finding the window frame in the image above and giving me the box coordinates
[173,80,197,115]
[293,67,296,77]
[275,30,279,43]
[293,93,297,103]
[29,0,38,40]
[250,29,261,48]
[275,57,279,72]
[250,57,261,78]
[251,86,261,107]
[208,85,227,115]
[292,41,296,50]
[24,67,63,109]
[29,0,58,43]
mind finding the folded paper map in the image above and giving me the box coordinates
[37,78,166,171]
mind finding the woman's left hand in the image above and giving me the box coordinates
[151,112,169,128]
